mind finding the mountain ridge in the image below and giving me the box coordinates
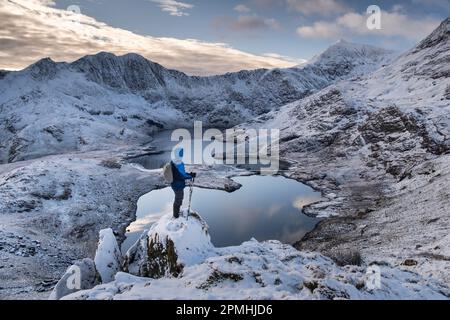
[0,40,393,163]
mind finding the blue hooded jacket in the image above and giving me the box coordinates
[171,148,192,190]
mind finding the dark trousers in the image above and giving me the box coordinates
[173,188,184,219]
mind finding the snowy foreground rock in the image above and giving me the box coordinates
[50,228,121,300]
[59,213,449,300]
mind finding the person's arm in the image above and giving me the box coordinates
[177,163,192,180]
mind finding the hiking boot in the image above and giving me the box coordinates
[173,204,181,219]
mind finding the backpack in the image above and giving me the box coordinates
[163,162,174,183]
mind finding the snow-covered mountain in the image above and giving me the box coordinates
[0,41,392,163]
[54,17,449,301]
[1,17,449,300]
[234,17,450,283]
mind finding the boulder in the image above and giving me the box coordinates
[94,228,122,283]
[49,258,100,300]
[123,211,214,278]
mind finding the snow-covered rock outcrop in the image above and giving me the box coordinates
[60,213,448,300]
[50,228,122,300]
[123,211,213,278]
[94,228,122,283]
[49,258,100,300]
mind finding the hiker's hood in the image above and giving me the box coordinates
[172,147,184,165]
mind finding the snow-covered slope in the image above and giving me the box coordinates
[2,17,448,300]
[306,39,393,79]
[0,149,240,299]
[60,213,449,300]
[234,18,450,284]
[0,41,392,163]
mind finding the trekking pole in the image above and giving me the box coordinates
[187,177,195,221]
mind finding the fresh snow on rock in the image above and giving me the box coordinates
[94,229,122,283]
[49,258,100,300]
[63,213,449,300]
[123,210,214,278]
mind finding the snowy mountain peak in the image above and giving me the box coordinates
[72,51,161,68]
[70,51,175,91]
[335,38,349,45]
[25,57,61,80]
[0,40,395,163]
[302,40,393,80]
[311,40,392,65]
[415,16,450,51]
[385,16,450,80]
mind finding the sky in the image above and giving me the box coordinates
[0,0,449,75]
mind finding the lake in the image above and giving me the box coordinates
[122,175,322,252]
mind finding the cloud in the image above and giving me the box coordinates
[214,15,282,32]
[234,4,251,13]
[251,0,284,8]
[296,10,441,40]
[263,53,307,65]
[28,0,56,5]
[264,18,282,31]
[0,0,300,75]
[287,0,346,15]
[251,0,344,15]
[296,21,341,38]
[149,0,193,17]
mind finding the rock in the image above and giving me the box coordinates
[123,211,213,279]
[94,228,122,283]
[63,212,449,300]
[445,85,450,100]
[99,159,122,169]
[43,125,64,142]
[49,258,100,300]
[402,259,419,267]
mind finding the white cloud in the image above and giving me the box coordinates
[264,18,282,31]
[296,21,341,38]
[149,0,193,17]
[0,0,301,75]
[234,4,252,13]
[263,53,307,65]
[214,15,282,32]
[287,0,346,15]
[29,0,56,5]
[297,10,441,40]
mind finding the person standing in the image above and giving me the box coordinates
[171,147,196,218]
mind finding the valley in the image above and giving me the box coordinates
[0,17,449,300]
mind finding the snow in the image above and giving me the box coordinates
[123,210,215,279]
[234,18,450,289]
[1,18,449,300]
[63,213,449,300]
[0,39,392,163]
[94,229,122,283]
[0,148,245,299]
[49,258,99,300]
